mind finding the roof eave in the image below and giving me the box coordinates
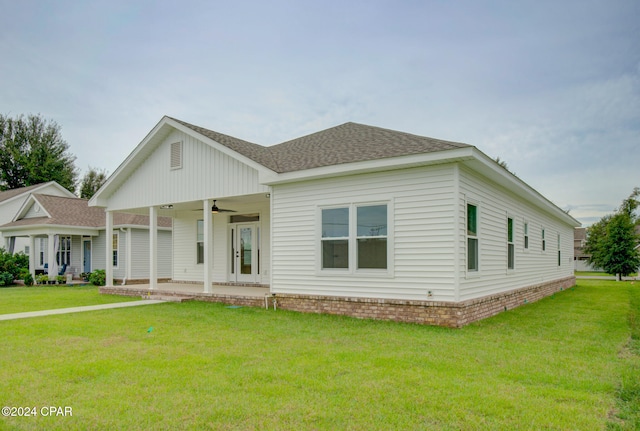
[464,148,581,228]
[261,147,477,185]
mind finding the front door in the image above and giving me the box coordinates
[230,223,259,283]
[83,240,91,273]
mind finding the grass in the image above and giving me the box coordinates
[0,280,638,430]
[575,271,638,277]
[0,285,138,314]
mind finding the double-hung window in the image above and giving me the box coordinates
[524,222,529,250]
[321,203,388,272]
[507,217,515,270]
[112,233,119,267]
[57,236,72,266]
[467,204,479,272]
[321,208,350,269]
[196,220,204,264]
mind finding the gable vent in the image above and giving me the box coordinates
[170,141,182,169]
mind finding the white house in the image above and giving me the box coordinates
[0,192,172,282]
[90,116,580,326]
[0,182,76,254]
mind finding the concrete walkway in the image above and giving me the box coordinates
[0,300,166,321]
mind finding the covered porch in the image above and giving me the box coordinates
[102,193,272,293]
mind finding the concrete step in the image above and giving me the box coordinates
[142,295,194,303]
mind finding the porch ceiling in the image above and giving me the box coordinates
[114,193,270,217]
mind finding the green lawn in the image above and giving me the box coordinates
[0,285,138,314]
[0,280,638,430]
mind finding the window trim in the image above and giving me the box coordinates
[541,227,546,252]
[466,201,480,274]
[112,232,119,268]
[523,220,529,251]
[196,219,204,265]
[507,216,515,271]
[57,236,72,266]
[317,201,393,277]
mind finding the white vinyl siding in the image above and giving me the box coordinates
[458,165,575,301]
[272,165,457,301]
[105,130,269,212]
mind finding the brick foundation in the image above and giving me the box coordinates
[271,276,576,328]
[100,276,575,328]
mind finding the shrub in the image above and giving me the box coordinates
[89,269,106,286]
[36,274,49,285]
[0,271,14,287]
[20,269,34,286]
[0,248,29,281]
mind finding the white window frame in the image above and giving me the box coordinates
[317,200,393,277]
[465,199,480,276]
[507,216,515,271]
[541,228,546,252]
[112,232,119,268]
[57,236,72,266]
[557,233,561,267]
[196,219,204,265]
[523,220,529,251]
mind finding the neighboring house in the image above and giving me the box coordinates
[90,116,580,327]
[0,182,76,254]
[573,227,596,271]
[0,193,172,282]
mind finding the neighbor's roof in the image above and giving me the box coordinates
[0,194,172,229]
[0,183,50,204]
[171,118,470,173]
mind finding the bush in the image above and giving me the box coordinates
[20,269,34,286]
[36,274,49,285]
[89,269,106,286]
[0,248,29,281]
[0,271,14,287]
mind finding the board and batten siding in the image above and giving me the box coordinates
[458,165,574,301]
[172,199,271,283]
[105,130,269,211]
[271,165,458,301]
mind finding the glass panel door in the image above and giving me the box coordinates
[230,223,258,283]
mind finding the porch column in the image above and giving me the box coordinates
[149,206,158,290]
[203,199,212,293]
[105,211,114,287]
[29,235,36,279]
[47,233,55,281]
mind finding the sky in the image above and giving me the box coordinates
[0,0,638,226]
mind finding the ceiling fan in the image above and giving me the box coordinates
[211,200,236,214]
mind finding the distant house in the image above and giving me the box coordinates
[90,116,580,327]
[0,192,172,282]
[0,182,76,254]
[573,227,596,271]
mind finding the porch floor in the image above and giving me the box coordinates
[100,282,271,307]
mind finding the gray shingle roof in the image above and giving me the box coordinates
[0,194,172,229]
[0,183,47,204]
[171,118,470,173]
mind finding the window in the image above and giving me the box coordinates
[39,239,45,266]
[320,203,389,271]
[557,234,561,266]
[507,217,515,270]
[467,204,478,271]
[196,220,204,264]
[542,228,546,251]
[524,222,529,250]
[357,205,388,269]
[112,233,119,267]
[57,236,71,266]
[321,207,349,269]
[170,141,182,169]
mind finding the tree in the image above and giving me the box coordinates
[0,114,78,192]
[584,188,640,280]
[79,167,108,199]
